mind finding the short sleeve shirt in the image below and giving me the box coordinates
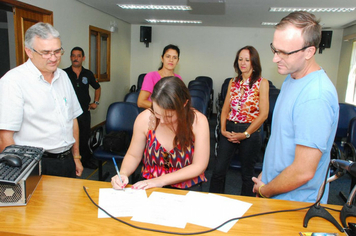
[141,71,182,101]
[0,59,82,153]
[261,69,339,203]
[64,66,100,111]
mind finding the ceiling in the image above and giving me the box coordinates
[77,0,356,29]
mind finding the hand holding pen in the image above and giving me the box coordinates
[111,157,128,189]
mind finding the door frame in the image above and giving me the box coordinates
[0,0,53,65]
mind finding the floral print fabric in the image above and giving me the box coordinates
[228,77,262,123]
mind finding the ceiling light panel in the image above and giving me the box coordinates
[261,22,278,26]
[118,4,192,11]
[269,7,355,13]
[146,19,202,24]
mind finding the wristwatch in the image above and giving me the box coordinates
[94,101,100,105]
[244,131,250,138]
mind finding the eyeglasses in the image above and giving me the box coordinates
[162,152,172,170]
[270,43,311,59]
[31,47,64,59]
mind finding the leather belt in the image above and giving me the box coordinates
[228,120,245,124]
[43,150,71,160]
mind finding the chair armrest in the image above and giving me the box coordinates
[343,142,356,162]
[331,142,342,160]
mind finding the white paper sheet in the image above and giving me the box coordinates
[97,188,252,232]
[185,191,252,232]
[98,188,147,218]
[131,191,187,228]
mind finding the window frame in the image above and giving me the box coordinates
[89,25,111,82]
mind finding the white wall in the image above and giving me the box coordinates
[15,0,352,123]
[130,24,344,108]
[20,0,131,127]
[337,24,356,103]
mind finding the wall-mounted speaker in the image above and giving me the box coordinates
[140,26,152,47]
[318,30,332,54]
[319,31,332,49]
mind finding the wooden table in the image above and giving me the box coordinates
[0,175,353,235]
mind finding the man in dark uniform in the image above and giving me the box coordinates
[64,47,101,169]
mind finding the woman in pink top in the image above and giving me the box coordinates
[210,46,269,196]
[137,44,182,109]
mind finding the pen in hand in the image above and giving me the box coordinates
[112,157,123,183]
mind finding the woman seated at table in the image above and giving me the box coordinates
[137,44,181,109]
[111,76,209,190]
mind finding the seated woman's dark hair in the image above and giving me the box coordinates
[151,76,194,151]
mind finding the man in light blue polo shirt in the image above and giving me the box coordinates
[252,11,339,203]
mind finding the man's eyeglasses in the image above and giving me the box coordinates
[31,47,64,59]
[162,152,172,170]
[270,43,312,59]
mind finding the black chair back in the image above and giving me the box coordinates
[195,76,213,92]
[124,91,140,104]
[336,103,356,143]
[191,95,207,115]
[188,80,210,91]
[220,78,232,104]
[105,102,139,135]
[188,85,210,103]
[137,73,146,91]
[93,102,141,181]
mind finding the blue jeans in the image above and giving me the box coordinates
[209,121,261,196]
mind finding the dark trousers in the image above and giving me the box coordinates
[209,121,261,196]
[42,151,76,178]
[78,110,92,163]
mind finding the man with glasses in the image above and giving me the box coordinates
[64,47,101,169]
[0,22,83,178]
[252,11,339,203]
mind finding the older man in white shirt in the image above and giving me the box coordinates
[0,22,83,177]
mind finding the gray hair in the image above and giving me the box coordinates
[24,22,61,49]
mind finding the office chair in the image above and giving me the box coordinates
[264,88,280,146]
[136,73,146,91]
[189,87,210,117]
[189,88,207,101]
[218,78,232,110]
[190,95,207,116]
[188,85,210,104]
[337,117,356,202]
[344,117,356,162]
[188,80,209,90]
[214,78,232,156]
[93,102,140,181]
[195,76,213,94]
[335,103,356,151]
[195,76,214,118]
[268,80,277,89]
[124,91,140,104]
[188,80,213,118]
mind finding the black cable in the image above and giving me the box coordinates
[83,186,316,235]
